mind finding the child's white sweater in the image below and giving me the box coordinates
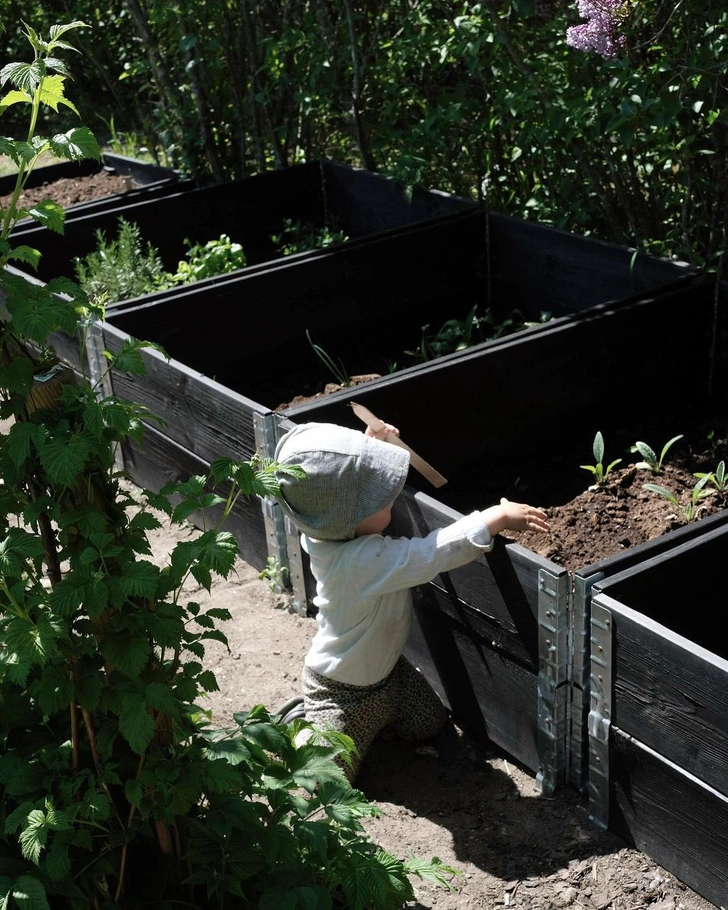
[301,511,495,686]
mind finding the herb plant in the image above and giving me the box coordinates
[73,216,169,301]
[642,475,712,523]
[75,219,248,302]
[272,217,349,256]
[630,434,684,474]
[0,22,457,909]
[168,233,246,284]
[581,431,622,489]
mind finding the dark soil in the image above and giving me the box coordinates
[0,168,137,212]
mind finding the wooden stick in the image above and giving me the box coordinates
[350,402,448,488]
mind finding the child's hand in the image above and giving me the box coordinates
[483,498,550,536]
[365,422,400,441]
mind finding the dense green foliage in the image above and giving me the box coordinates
[0,23,458,908]
[2,0,724,265]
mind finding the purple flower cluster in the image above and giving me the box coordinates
[566,0,628,58]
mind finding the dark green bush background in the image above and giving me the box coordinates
[2,0,726,265]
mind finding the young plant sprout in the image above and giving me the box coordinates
[643,474,712,523]
[694,460,728,497]
[630,434,683,474]
[306,329,351,387]
[581,431,622,489]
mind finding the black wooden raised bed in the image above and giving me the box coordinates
[13,159,475,287]
[587,520,728,908]
[270,273,725,797]
[2,152,185,222]
[72,210,696,596]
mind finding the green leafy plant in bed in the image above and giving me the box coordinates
[74,219,247,303]
[271,217,349,256]
[0,21,458,909]
[406,305,552,363]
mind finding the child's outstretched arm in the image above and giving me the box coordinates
[482,498,549,536]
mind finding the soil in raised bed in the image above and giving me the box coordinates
[279,377,728,571]
[0,168,138,212]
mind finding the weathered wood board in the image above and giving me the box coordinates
[589,524,728,907]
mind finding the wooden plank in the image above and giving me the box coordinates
[610,603,728,797]
[609,728,728,909]
[487,212,694,315]
[405,596,540,772]
[122,421,271,571]
[286,277,716,482]
[102,323,267,466]
[591,533,728,798]
[322,161,475,237]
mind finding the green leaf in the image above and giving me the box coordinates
[119,694,156,754]
[8,245,42,269]
[49,574,85,617]
[144,681,178,714]
[49,126,100,162]
[0,356,35,396]
[5,421,45,468]
[43,840,71,881]
[26,200,65,234]
[37,664,73,715]
[100,633,150,678]
[18,810,48,863]
[0,88,32,110]
[120,560,159,599]
[593,431,605,464]
[39,433,91,485]
[0,528,46,577]
[197,670,219,692]
[106,338,166,375]
[9,875,50,910]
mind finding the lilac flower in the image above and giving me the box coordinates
[566,0,629,59]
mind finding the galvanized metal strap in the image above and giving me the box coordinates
[537,568,571,795]
[588,598,613,829]
[569,571,605,792]
[253,412,308,616]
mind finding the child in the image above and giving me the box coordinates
[274,421,549,782]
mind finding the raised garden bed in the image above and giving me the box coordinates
[57,209,694,583]
[11,159,475,287]
[272,274,726,784]
[0,152,185,223]
[587,519,728,908]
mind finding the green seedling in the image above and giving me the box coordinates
[630,434,683,474]
[643,474,712,522]
[694,460,728,496]
[581,431,622,489]
[306,329,351,387]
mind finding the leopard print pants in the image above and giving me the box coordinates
[302,656,448,782]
